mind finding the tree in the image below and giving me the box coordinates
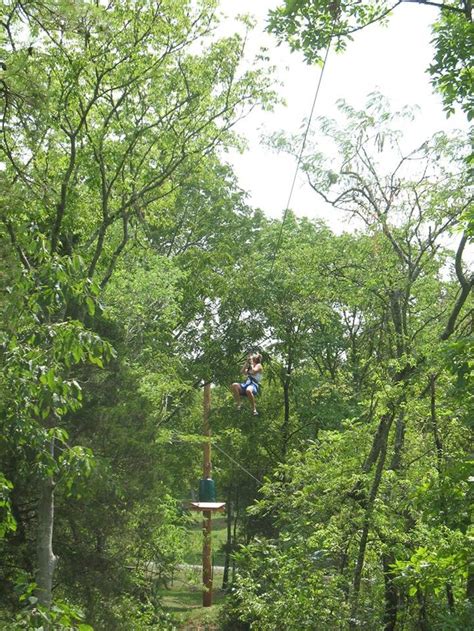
[223,98,473,630]
[255,215,346,459]
[1,0,275,615]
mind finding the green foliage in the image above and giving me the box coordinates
[0,0,472,627]
[0,474,16,539]
[223,98,472,629]
[223,538,349,630]
[268,0,394,62]
[429,13,474,120]
[1,0,275,622]
[444,336,474,427]
[0,577,91,630]
[1,252,113,476]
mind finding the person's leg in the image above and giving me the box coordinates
[246,385,258,415]
[231,383,243,408]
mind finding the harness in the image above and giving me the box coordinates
[246,373,262,394]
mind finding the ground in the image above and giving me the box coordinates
[159,514,229,629]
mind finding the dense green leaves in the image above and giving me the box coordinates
[430,12,474,120]
[1,0,276,624]
[1,0,472,628]
[221,99,472,630]
[269,0,397,62]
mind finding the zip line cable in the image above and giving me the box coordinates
[214,43,332,483]
[188,38,334,491]
[213,442,263,486]
[169,433,263,486]
[267,37,333,277]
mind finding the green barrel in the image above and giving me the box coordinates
[199,478,216,502]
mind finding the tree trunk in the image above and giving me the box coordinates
[222,495,232,589]
[389,410,405,471]
[416,589,430,631]
[36,470,58,609]
[446,583,455,613]
[362,413,394,474]
[281,349,293,461]
[281,376,291,461]
[231,494,239,583]
[429,375,443,467]
[430,376,456,613]
[466,563,474,603]
[382,553,398,631]
[349,411,393,504]
[349,411,394,630]
[379,407,408,628]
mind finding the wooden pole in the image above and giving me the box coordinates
[203,383,211,478]
[203,509,212,607]
[202,383,212,607]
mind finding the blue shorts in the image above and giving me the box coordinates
[239,377,259,396]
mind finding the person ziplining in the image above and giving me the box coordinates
[228,27,331,421]
[231,353,263,416]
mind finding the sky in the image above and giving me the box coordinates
[217,0,469,234]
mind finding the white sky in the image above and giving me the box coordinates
[218,1,469,234]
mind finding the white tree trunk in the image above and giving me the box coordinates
[36,441,58,609]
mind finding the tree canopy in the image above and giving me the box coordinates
[0,1,472,629]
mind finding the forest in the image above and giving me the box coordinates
[0,0,472,629]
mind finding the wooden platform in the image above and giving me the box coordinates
[188,501,226,512]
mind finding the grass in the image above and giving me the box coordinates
[159,567,225,630]
[183,514,228,567]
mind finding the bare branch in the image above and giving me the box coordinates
[441,233,473,340]
[3,220,32,270]
[100,213,129,289]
